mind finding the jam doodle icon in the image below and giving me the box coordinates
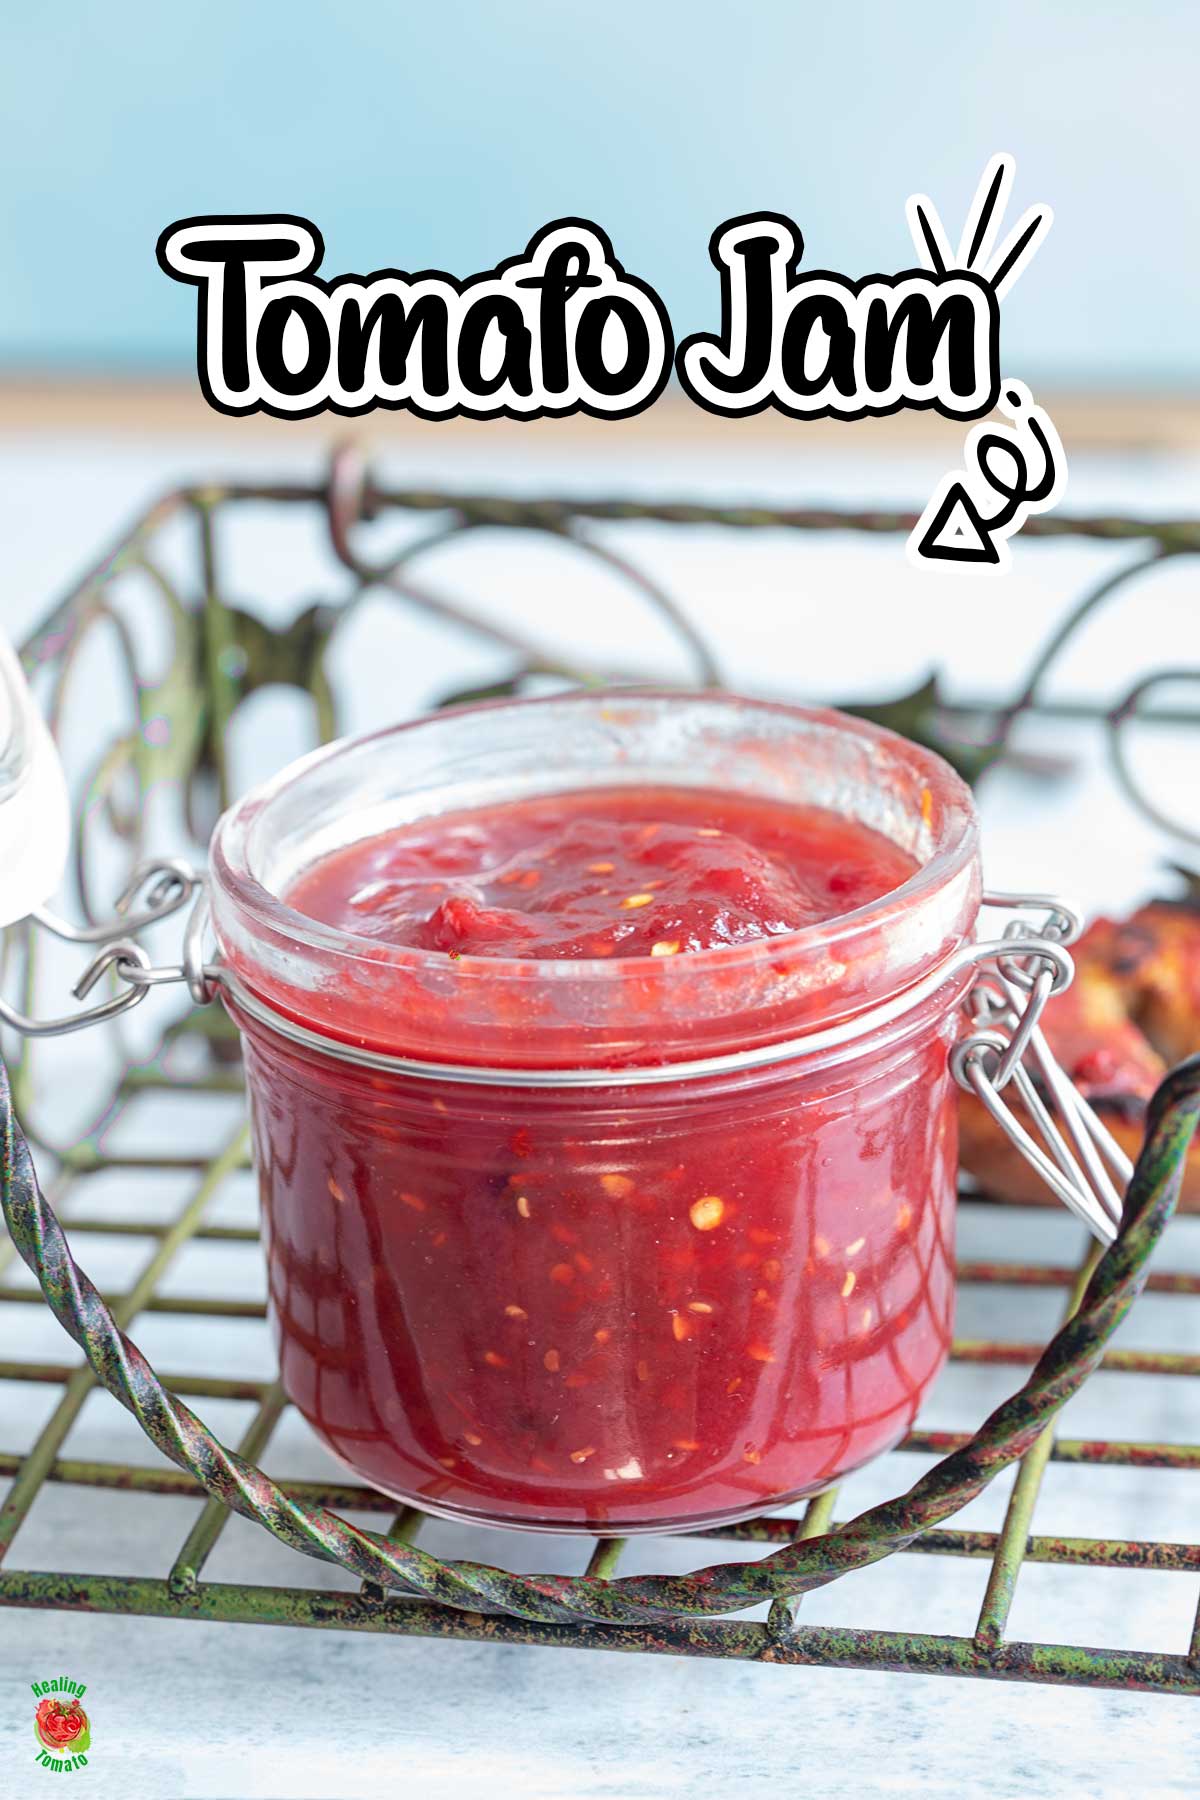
[911,380,1066,572]
[905,154,1067,571]
[32,1680,91,1769]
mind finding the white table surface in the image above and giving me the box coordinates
[1,423,1199,1798]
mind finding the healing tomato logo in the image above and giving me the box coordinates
[34,1696,90,1755]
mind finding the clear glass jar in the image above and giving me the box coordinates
[210,691,981,1532]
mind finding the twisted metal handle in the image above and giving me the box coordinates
[2,1048,1197,1628]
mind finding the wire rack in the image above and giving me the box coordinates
[2,456,1199,1691]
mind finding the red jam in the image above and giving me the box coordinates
[238,783,958,1531]
[286,786,918,962]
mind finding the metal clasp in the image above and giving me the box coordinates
[1,858,215,1038]
[951,892,1130,1245]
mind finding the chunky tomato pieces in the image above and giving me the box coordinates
[287,786,916,962]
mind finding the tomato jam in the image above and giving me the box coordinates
[212,693,981,1531]
[286,786,918,962]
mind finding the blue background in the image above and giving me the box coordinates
[2,1,1196,381]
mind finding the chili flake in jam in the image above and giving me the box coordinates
[239,783,959,1531]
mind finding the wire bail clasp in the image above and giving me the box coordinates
[952,892,1131,1245]
[1,858,216,1039]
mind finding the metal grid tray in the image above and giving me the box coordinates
[2,458,1198,1690]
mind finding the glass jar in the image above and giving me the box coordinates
[209,691,982,1533]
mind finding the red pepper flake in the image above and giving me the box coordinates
[518,869,541,890]
[673,1438,701,1452]
[671,1311,691,1342]
[438,1456,458,1470]
[920,785,934,829]
[399,1191,426,1212]
[543,1348,561,1372]
[550,1221,579,1246]
[511,1128,533,1159]
[895,1203,913,1230]
[328,1177,347,1203]
[550,1262,575,1285]
[587,860,615,874]
[569,1446,597,1464]
[760,1259,782,1282]
[593,1327,611,1345]
[504,1304,528,1320]
[743,1448,763,1465]
[748,1228,779,1246]
[564,1371,591,1389]
[726,1376,742,1396]
[636,1359,651,1383]
[432,1231,448,1248]
[747,1343,775,1363]
[574,1251,594,1274]
[483,1350,507,1368]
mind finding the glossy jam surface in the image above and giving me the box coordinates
[242,784,956,1533]
[285,786,918,962]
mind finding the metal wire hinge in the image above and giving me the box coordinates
[1,858,216,1038]
[952,893,1130,1246]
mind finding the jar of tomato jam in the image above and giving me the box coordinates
[209,691,982,1533]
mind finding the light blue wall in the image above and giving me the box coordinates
[2,1,1196,381]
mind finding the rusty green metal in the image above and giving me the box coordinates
[3,464,1200,1688]
[973,1251,1102,1652]
[1,1571,1199,1695]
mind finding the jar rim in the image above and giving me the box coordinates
[210,686,980,988]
